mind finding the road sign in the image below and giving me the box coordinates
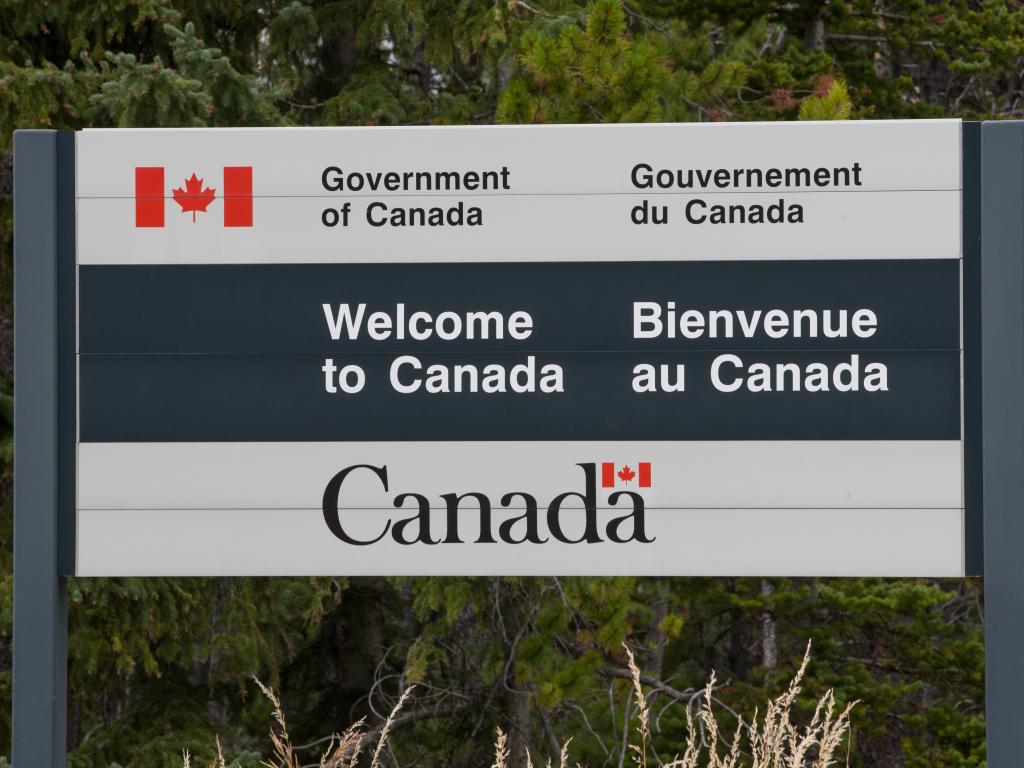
[68,121,969,576]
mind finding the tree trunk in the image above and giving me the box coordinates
[413,41,432,96]
[805,4,828,52]
[646,580,669,680]
[507,684,534,768]
[872,0,892,78]
[504,582,535,767]
[727,581,750,680]
[328,577,387,730]
[321,9,359,95]
[761,579,777,685]
[67,695,80,751]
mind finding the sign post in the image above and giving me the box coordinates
[12,130,69,767]
[981,121,1024,766]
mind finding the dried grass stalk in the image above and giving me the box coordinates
[186,642,853,768]
[370,685,414,768]
[624,644,651,768]
[494,727,510,768]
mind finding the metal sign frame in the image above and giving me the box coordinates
[10,121,1018,764]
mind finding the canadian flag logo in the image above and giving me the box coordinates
[134,166,253,228]
[601,462,652,488]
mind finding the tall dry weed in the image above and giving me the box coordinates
[189,643,853,768]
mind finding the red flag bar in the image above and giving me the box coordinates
[134,167,164,227]
[601,462,615,488]
[638,462,651,488]
[223,166,253,227]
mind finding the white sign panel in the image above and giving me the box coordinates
[76,121,961,263]
[73,120,967,576]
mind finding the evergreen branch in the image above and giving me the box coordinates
[357,698,476,750]
[600,667,698,702]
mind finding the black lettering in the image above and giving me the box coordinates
[605,492,655,543]
[392,493,438,544]
[440,491,495,543]
[322,166,343,191]
[547,463,601,544]
[322,464,390,545]
[498,492,547,544]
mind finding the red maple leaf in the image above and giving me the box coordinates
[172,173,216,222]
[617,465,635,483]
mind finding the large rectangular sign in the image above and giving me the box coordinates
[73,120,968,576]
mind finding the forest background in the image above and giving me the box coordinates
[0,0,1008,765]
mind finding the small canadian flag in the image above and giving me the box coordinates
[135,166,253,227]
[601,462,652,488]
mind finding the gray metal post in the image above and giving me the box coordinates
[982,121,1024,767]
[13,130,68,765]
